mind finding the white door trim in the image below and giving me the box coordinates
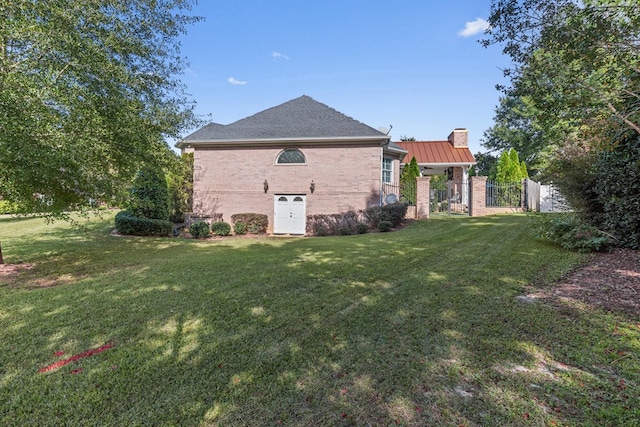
[274,195,306,234]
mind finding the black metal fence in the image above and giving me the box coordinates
[486,181,522,208]
[382,182,416,206]
[430,180,468,215]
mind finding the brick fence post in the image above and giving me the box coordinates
[416,176,431,219]
[469,176,487,217]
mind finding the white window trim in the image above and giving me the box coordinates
[382,157,393,183]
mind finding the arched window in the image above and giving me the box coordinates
[277,148,306,164]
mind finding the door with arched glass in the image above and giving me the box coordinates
[274,195,306,234]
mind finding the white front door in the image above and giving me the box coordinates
[274,195,306,234]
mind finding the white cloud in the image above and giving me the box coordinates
[227,77,247,85]
[458,18,490,37]
[272,51,290,61]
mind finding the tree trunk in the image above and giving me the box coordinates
[0,241,3,264]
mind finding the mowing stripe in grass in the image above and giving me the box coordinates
[1,214,637,426]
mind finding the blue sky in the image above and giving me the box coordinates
[177,0,510,154]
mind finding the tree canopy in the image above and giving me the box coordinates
[0,1,201,214]
[483,0,640,140]
[482,95,565,177]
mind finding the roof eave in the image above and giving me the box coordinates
[177,135,391,148]
[410,161,477,167]
[383,145,408,155]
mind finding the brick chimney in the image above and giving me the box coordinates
[448,128,468,148]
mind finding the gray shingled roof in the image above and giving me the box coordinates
[182,95,387,141]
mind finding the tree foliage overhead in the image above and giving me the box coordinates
[483,0,640,138]
[0,0,201,214]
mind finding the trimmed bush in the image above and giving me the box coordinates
[115,210,173,236]
[233,222,247,235]
[189,221,211,239]
[128,166,170,221]
[306,205,408,237]
[363,203,408,228]
[378,220,393,232]
[307,211,362,236]
[356,222,369,234]
[230,213,268,234]
[211,221,231,236]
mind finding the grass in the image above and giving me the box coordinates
[0,213,638,426]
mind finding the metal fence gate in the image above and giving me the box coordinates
[430,179,469,216]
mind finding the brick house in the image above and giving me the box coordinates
[175,95,407,234]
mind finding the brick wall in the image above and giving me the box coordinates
[415,176,431,219]
[193,143,387,233]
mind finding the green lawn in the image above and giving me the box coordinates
[1,213,638,426]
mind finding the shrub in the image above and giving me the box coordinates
[378,220,393,232]
[189,221,211,239]
[593,131,640,249]
[307,205,407,237]
[530,213,614,252]
[361,207,382,228]
[306,211,363,236]
[230,213,268,234]
[356,222,369,234]
[167,153,193,223]
[233,222,247,235]
[363,203,408,228]
[128,166,170,221]
[211,221,231,236]
[382,203,408,226]
[115,210,173,236]
[548,131,640,249]
[0,200,18,214]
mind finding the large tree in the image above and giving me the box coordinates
[483,0,639,139]
[482,95,567,177]
[0,1,201,262]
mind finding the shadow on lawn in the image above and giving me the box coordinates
[1,216,638,426]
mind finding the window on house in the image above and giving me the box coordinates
[382,157,393,183]
[277,148,306,164]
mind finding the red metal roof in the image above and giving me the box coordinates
[395,141,476,165]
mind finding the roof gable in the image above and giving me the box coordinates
[182,122,225,141]
[395,140,476,166]
[181,95,386,142]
